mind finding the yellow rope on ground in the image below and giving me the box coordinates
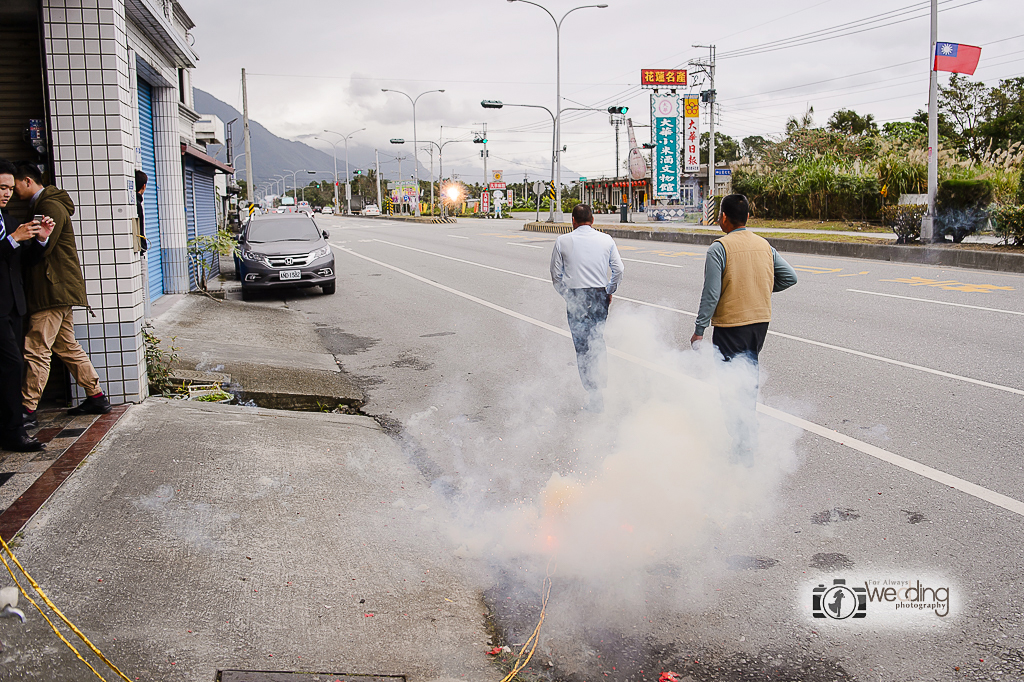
[0,548,109,681]
[0,535,131,682]
[499,561,555,682]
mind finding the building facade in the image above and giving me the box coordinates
[0,0,227,407]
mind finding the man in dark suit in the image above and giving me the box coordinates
[0,159,53,452]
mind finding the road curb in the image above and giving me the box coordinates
[523,222,1024,274]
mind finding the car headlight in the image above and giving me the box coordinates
[241,250,269,266]
[308,245,331,260]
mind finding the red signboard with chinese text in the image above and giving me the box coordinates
[641,69,687,88]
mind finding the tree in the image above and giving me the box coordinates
[938,73,989,158]
[827,108,878,136]
[977,77,1024,151]
[699,132,740,165]
[741,135,770,159]
[785,105,815,134]
[882,121,927,145]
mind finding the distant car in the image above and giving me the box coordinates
[361,204,380,216]
[275,207,286,214]
[321,205,334,215]
[235,214,335,299]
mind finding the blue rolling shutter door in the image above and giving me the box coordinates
[184,166,196,288]
[193,169,218,276]
[137,79,163,299]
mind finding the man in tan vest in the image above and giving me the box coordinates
[691,194,796,463]
[691,194,797,362]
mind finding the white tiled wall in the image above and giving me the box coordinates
[42,0,146,405]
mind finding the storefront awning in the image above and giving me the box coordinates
[181,143,234,173]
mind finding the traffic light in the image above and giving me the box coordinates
[642,143,655,149]
[700,89,716,103]
[608,105,628,114]
[353,169,363,176]
[473,136,488,144]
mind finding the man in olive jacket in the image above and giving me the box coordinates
[13,163,110,422]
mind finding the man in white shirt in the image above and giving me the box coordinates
[550,204,624,412]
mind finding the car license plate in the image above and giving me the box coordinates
[279,269,301,281]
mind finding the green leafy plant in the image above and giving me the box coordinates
[879,204,926,244]
[194,390,233,402]
[187,229,239,291]
[990,204,1024,246]
[143,327,179,395]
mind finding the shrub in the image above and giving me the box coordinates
[936,179,994,242]
[1017,170,1024,205]
[879,204,926,243]
[990,204,1024,246]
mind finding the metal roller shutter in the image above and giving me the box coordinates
[193,168,219,277]
[137,78,163,299]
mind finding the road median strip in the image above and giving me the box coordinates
[523,222,1024,274]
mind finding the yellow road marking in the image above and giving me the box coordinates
[837,271,870,277]
[794,265,843,274]
[880,276,1015,293]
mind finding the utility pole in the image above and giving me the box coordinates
[474,122,489,218]
[375,148,382,208]
[242,68,254,204]
[923,0,938,243]
[692,45,716,223]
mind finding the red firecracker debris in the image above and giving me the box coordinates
[487,647,502,655]
[364,613,375,618]
[659,672,680,682]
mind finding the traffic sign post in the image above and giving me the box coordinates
[533,181,544,223]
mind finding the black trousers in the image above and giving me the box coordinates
[0,313,25,439]
[566,288,610,392]
[712,322,770,364]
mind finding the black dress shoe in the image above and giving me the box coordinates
[22,412,38,429]
[68,394,111,416]
[1,434,44,453]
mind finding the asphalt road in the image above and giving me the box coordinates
[240,214,1024,682]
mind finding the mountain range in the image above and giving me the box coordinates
[193,88,426,192]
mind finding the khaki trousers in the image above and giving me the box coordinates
[22,306,102,411]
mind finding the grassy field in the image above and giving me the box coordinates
[746,218,890,233]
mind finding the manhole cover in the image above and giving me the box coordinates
[169,369,231,385]
[218,673,405,682]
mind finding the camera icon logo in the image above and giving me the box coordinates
[812,579,867,619]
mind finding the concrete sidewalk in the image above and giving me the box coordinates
[152,295,364,411]
[1,399,499,682]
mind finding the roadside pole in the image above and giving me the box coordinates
[922,0,938,242]
[375,149,382,208]
[242,68,254,205]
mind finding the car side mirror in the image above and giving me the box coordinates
[321,230,330,239]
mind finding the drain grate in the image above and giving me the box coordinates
[217,672,405,682]
[57,427,87,438]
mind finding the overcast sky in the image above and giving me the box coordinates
[187,0,1023,184]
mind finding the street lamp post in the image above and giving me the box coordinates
[322,128,365,215]
[482,99,606,221]
[508,0,608,222]
[422,137,461,217]
[283,169,315,211]
[382,88,446,216]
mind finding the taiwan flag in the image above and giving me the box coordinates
[934,42,981,75]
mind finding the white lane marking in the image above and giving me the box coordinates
[360,239,1024,398]
[622,257,687,269]
[337,246,1024,519]
[509,242,544,249]
[848,288,1024,316]
[447,235,470,239]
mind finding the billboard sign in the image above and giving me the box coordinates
[651,94,679,198]
[641,69,687,88]
[390,180,418,205]
[683,97,700,174]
